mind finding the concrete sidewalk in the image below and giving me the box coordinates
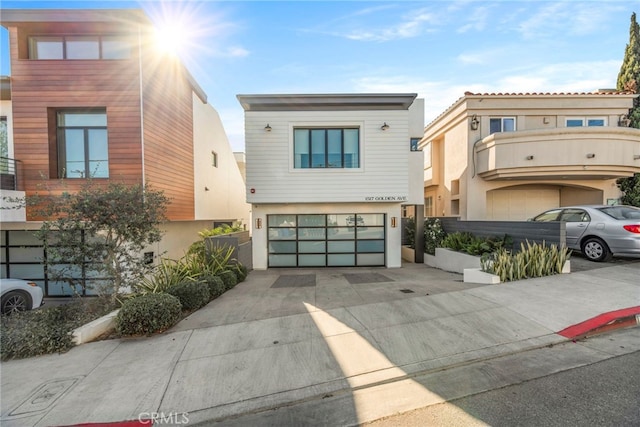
[1,262,639,426]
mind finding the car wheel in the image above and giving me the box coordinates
[581,237,612,262]
[1,291,32,315]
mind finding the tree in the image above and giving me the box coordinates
[35,181,169,298]
[616,12,640,206]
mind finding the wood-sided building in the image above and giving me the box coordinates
[0,9,249,296]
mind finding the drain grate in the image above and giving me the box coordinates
[343,273,393,285]
[271,274,316,288]
[399,289,415,294]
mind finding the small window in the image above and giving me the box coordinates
[56,109,109,178]
[566,117,606,127]
[211,151,218,168]
[30,37,64,59]
[410,138,420,151]
[489,117,516,134]
[29,36,130,60]
[294,128,359,169]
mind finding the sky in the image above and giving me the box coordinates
[1,1,637,152]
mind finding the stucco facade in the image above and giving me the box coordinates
[421,91,640,220]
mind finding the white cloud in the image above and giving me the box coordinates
[343,8,439,42]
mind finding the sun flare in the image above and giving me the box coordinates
[154,20,191,56]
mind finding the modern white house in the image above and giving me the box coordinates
[421,91,640,221]
[238,94,425,269]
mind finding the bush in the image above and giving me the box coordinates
[218,270,238,290]
[1,297,119,360]
[481,241,571,282]
[202,275,226,300]
[441,231,510,256]
[115,293,182,336]
[166,281,210,311]
[424,218,446,255]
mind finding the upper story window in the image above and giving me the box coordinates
[566,117,606,127]
[489,117,516,134]
[294,128,359,169]
[57,109,109,178]
[211,151,218,168]
[29,36,130,60]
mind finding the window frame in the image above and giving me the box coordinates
[56,109,109,179]
[211,151,218,168]
[292,127,360,169]
[29,35,130,60]
[489,117,516,134]
[565,117,607,127]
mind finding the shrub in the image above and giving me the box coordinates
[115,293,182,336]
[481,241,571,282]
[218,270,238,290]
[424,218,446,255]
[442,231,510,256]
[405,217,416,249]
[198,224,244,238]
[166,281,210,311]
[202,275,226,300]
[1,297,120,360]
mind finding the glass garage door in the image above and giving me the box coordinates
[267,213,385,267]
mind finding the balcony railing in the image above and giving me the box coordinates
[1,156,18,190]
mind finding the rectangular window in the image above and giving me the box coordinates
[29,36,130,60]
[489,117,516,134]
[57,109,108,178]
[294,128,359,169]
[566,117,607,127]
[211,151,218,167]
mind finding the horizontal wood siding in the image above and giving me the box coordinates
[6,25,144,221]
[141,56,195,220]
[245,110,410,203]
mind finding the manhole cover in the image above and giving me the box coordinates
[271,274,316,288]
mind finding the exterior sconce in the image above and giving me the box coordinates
[264,124,272,132]
[618,115,631,127]
[255,218,262,229]
[390,217,397,228]
[204,186,210,191]
[525,155,534,160]
[381,122,390,131]
[470,114,479,131]
[586,153,595,159]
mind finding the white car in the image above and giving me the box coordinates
[1,279,44,315]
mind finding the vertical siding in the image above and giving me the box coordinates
[141,54,195,220]
[245,110,410,203]
[6,25,144,221]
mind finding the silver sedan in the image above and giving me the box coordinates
[530,205,640,262]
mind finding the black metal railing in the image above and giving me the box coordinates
[0,156,18,190]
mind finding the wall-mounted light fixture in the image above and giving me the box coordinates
[255,218,262,229]
[264,124,272,132]
[381,122,390,131]
[618,114,631,127]
[525,155,534,160]
[204,186,210,191]
[470,114,479,131]
[390,217,397,228]
[543,117,550,124]
[586,153,596,159]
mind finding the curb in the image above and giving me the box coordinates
[557,306,640,339]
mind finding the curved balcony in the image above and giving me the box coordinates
[474,127,640,180]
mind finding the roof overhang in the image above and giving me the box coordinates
[0,9,151,26]
[237,93,418,111]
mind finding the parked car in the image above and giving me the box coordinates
[530,205,640,262]
[1,279,44,315]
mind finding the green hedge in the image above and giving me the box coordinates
[218,270,238,290]
[166,281,210,311]
[202,275,226,300]
[115,293,182,336]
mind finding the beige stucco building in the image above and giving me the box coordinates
[420,91,640,221]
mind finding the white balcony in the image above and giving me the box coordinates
[474,127,640,180]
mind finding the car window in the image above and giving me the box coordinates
[560,209,590,222]
[533,209,562,222]
[599,206,640,220]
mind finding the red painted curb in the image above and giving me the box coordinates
[558,306,640,339]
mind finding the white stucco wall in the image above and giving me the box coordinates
[192,93,251,227]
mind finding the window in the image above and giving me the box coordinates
[57,110,109,178]
[211,151,218,167]
[410,138,420,151]
[294,128,359,169]
[566,117,606,127]
[489,117,516,134]
[29,36,130,60]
